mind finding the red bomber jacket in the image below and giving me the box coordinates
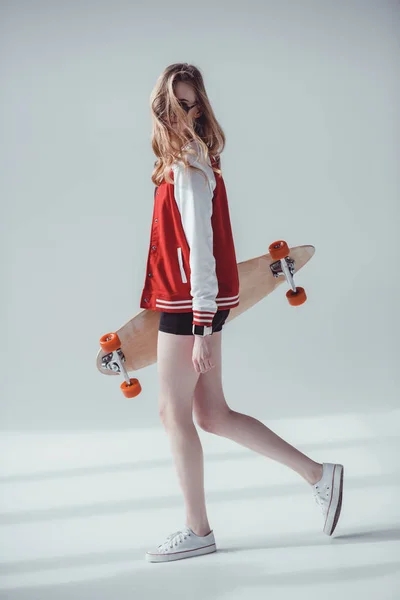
[140,140,240,335]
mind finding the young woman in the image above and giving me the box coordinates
[140,63,344,563]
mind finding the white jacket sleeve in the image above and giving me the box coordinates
[172,150,218,327]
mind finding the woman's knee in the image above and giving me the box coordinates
[196,406,233,434]
[159,394,193,429]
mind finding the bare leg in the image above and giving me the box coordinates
[193,332,323,485]
[157,330,211,536]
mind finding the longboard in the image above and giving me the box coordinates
[97,242,315,396]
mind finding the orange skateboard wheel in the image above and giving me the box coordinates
[286,286,307,306]
[269,240,289,261]
[100,332,121,353]
[120,378,142,398]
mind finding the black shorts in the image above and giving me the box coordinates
[159,309,230,336]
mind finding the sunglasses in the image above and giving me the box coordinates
[177,100,198,113]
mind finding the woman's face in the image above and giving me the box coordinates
[171,81,201,133]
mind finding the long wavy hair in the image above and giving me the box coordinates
[150,63,226,186]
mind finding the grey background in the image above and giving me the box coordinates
[1,0,399,431]
[1,2,400,599]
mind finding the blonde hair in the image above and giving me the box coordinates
[150,63,226,185]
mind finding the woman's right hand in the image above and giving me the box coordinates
[192,335,215,374]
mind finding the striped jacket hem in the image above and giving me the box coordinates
[155,294,240,325]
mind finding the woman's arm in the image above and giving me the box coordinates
[173,152,218,333]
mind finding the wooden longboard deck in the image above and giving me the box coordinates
[96,245,315,375]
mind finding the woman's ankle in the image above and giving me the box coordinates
[186,521,211,537]
[304,462,323,485]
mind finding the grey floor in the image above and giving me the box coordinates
[1,409,399,599]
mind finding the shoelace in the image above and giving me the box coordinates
[158,529,191,551]
[313,492,325,510]
[313,484,331,513]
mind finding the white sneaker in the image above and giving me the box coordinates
[312,463,344,536]
[145,527,217,563]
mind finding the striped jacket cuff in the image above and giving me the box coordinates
[192,310,215,327]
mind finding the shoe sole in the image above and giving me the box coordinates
[146,543,217,563]
[324,464,344,536]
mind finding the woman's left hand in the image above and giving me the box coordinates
[192,335,215,374]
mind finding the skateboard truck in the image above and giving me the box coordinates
[101,348,125,374]
[99,333,142,398]
[269,240,307,306]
